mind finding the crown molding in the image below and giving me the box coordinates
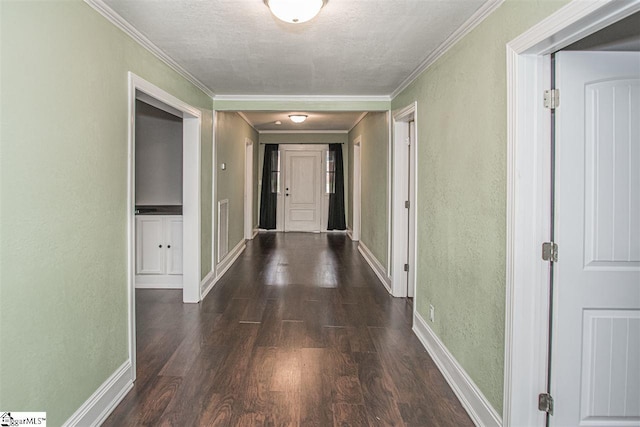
[213,94,391,103]
[84,0,215,98]
[390,0,504,99]
[259,130,349,134]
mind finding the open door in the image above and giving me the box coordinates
[550,51,640,426]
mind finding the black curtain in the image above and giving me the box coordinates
[327,143,346,230]
[259,144,278,229]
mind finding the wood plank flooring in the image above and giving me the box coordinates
[104,233,473,426]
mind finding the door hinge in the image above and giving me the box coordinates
[542,242,558,262]
[538,393,554,415]
[404,264,409,272]
[544,89,560,109]
[405,137,411,146]
[405,200,410,209]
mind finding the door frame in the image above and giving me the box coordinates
[244,137,254,240]
[503,1,640,425]
[391,102,418,298]
[127,72,202,377]
[352,136,362,241]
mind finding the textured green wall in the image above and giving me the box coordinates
[0,1,213,425]
[259,133,348,145]
[391,0,568,413]
[215,112,258,257]
[348,112,389,267]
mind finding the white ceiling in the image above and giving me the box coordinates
[101,0,488,97]
[241,111,365,131]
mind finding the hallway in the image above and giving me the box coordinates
[104,233,473,426]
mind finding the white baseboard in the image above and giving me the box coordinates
[346,228,353,239]
[216,239,246,281]
[135,274,182,289]
[252,228,259,239]
[62,360,134,427]
[200,269,216,300]
[412,312,502,427]
[357,242,392,294]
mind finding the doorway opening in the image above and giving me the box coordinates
[504,3,640,425]
[127,73,202,378]
[391,102,418,299]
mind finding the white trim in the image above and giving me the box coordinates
[503,1,640,426]
[358,242,392,294]
[84,0,214,98]
[212,111,218,281]
[386,109,393,279]
[200,270,216,300]
[62,361,134,427]
[134,274,183,288]
[346,228,353,240]
[390,0,504,99]
[390,102,418,298]
[259,130,349,134]
[413,312,502,427]
[252,228,259,239]
[216,239,246,280]
[244,138,254,240]
[213,94,391,103]
[352,136,361,242]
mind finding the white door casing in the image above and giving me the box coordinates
[284,150,322,232]
[392,102,418,298]
[352,136,362,241]
[245,138,254,240]
[551,51,640,427]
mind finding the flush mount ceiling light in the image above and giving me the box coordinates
[264,0,326,24]
[289,114,308,123]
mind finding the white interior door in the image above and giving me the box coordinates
[551,51,640,426]
[284,150,322,232]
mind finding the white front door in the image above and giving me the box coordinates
[551,51,640,426]
[284,150,322,232]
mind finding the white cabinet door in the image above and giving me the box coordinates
[165,217,183,275]
[136,217,164,275]
[552,51,640,426]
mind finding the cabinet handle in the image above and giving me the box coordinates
[167,245,171,249]
[159,244,163,248]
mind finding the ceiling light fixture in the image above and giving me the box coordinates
[265,0,326,24]
[289,115,308,123]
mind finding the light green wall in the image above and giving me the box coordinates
[215,112,258,255]
[391,0,568,413]
[348,112,389,266]
[259,132,348,145]
[0,1,213,425]
[214,99,390,112]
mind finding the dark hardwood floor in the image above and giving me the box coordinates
[103,233,473,426]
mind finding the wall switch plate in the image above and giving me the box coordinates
[429,305,435,322]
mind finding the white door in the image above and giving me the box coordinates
[284,150,322,232]
[165,217,183,275]
[136,216,164,275]
[551,51,640,426]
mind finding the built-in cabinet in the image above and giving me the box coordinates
[135,215,183,288]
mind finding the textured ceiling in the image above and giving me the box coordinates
[241,111,365,131]
[102,0,487,96]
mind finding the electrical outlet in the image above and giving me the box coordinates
[429,304,435,322]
